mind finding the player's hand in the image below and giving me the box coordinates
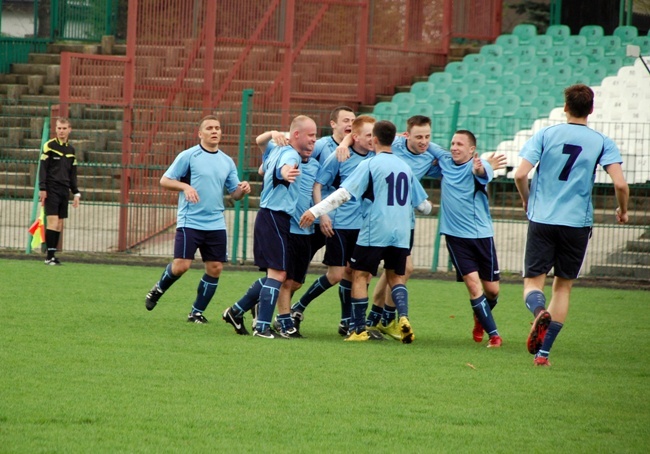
[184,186,199,203]
[522,201,528,213]
[238,181,251,194]
[616,207,628,224]
[38,190,47,205]
[472,152,485,176]
[72,195,80,208]
[300,210,315,228]
[282,164,300,183]
[271,131,288,146]
[336,145,350,162]
[319,215,334,237]
[486,152,507,172]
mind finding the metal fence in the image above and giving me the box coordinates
[1,99,648,280]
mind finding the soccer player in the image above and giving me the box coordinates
[38,117,81,265]
[144,115,251,323]
[301,120,433,343]
[291,115,376,335]
[437,130,506,347]
[222,115,318,339]
[515,84,629,366]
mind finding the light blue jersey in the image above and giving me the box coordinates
[291,157,320,235]
[316,147,375,229]
[392,136,443,180]
[342,152,428,248]
[435,152,494,239]
[260,145,302,215]
[519,123,623,227]
[163,144,240,230]
[312,136,341,201]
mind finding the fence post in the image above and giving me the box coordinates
[27,117,51,254]
[231,88,254,264]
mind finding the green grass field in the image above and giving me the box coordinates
[1,259,649,452]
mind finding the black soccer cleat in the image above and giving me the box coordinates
[145,283,164,311]
[44,257,62,266]
[291,310,304,331]
[222,307,250,335]
[253,327,278,339]
[187,312,208,324]
[279,327,304,339]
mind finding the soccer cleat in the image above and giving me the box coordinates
[279,327,304,339]
[145,283,164,311]
[487,335,502,348]
[291,310,304,331]
[253,327,277,339]
[534,355,551,367]
[398,316,415,344]
[527,310,552,355]
[344,330,370,342]
[222,307,249,335]
[187,312,208,324]
[338,322,350,337]
[366,328,385,341]
[44,258,61,266]
[271,317,283,333]
[377,319,402,341]
[472,314,484,343]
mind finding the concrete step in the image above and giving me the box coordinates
[42,85,60,96]
[589,264,650,280]
[18,95,60,103]
[0,160,35,173]
[0,171,31,186]
[10,63,56,76]
[0,147,40,160]
[47,42,100,54]
[28,53,62,65]
[606,251,650,266]
[0,104,51,116]
[627,239,650,253]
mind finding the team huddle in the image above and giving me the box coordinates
[142,84,629,367]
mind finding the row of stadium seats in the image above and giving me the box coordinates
[509,23,648,46]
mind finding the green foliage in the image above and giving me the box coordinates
[509,1,550,33]
[1,260,649,451]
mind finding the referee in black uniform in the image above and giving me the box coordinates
[38,117,81,265]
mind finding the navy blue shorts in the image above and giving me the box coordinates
[350,245,409,276]
[323,229,359,267]
[253,208,291,272]
[524,221,591,279]
[445,235,500,282]
[44,190,70,219]
[309,227,327,260]
[287,233,312,283]
[174,227,228,262]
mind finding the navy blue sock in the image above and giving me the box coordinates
[339,279,352,324]
[381,305,397,326]
[233,277,265,315]
[191,274,218,314]
[538,321,563,358]
[276,313,294,331]
[255,278,281,332]
[293,274,333,312]
[471,294,498,337]
[366,304,384,327]
[158,263,181,292]
[525,290,546,317]
[391,284,409,319]
[486,297,498,310]
[351,297,368,334]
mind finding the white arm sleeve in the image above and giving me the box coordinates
[309,188,352,218]
[415,200,432,215]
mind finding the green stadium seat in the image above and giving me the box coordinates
[497,93,521,116]
[407,103,434,118]
[545,24,571,44]
[460,94,486,115]
[533,35,554,54]
[477,105,504,129]
[426,93,451,114]
[570,55,590,75]
[536,55,554,74]
[601,56,624,76]
[410,81,435,102]
[483,84,503,104]
[599,36,623,56]
[445,61,467,81]
[515,85,539,105]
[513,63,538,83]
[572,74,591,86]
[532,74,556,95]
[479,44,503,58]
[463,53,486,69]
[391,92,416,114]
[479,61,504,82]
[515,45,536,63]
[498,74,521,93]
[531,95,557,117]
[372,101,399,120]
[429,72,453,92]
[513,106,539,128]
[513,24,537,44]
[497,54,520,74]
[445,83,469,102]
[548,65,573,85]
[393,115,407,132]
[613,25,638,45]
[550,45,570,65]
[632,36,650,54]
[462,73,486,93]
[566,35,587,54]
[583,45,605,63]
[496,34,519,53]
[579,25,605,45]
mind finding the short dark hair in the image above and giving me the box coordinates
[406,115,432,132]
[564,84,594,118]
[199,115,220,129]
[373,120,396,146]
[330,106,355,122]
[455,129,476,147]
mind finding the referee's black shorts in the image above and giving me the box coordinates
[44,189,70,219]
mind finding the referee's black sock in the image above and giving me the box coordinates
[45,229,59,259]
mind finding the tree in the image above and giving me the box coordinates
[37,0,51,38]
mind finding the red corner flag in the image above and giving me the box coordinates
[29,207,46,250]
